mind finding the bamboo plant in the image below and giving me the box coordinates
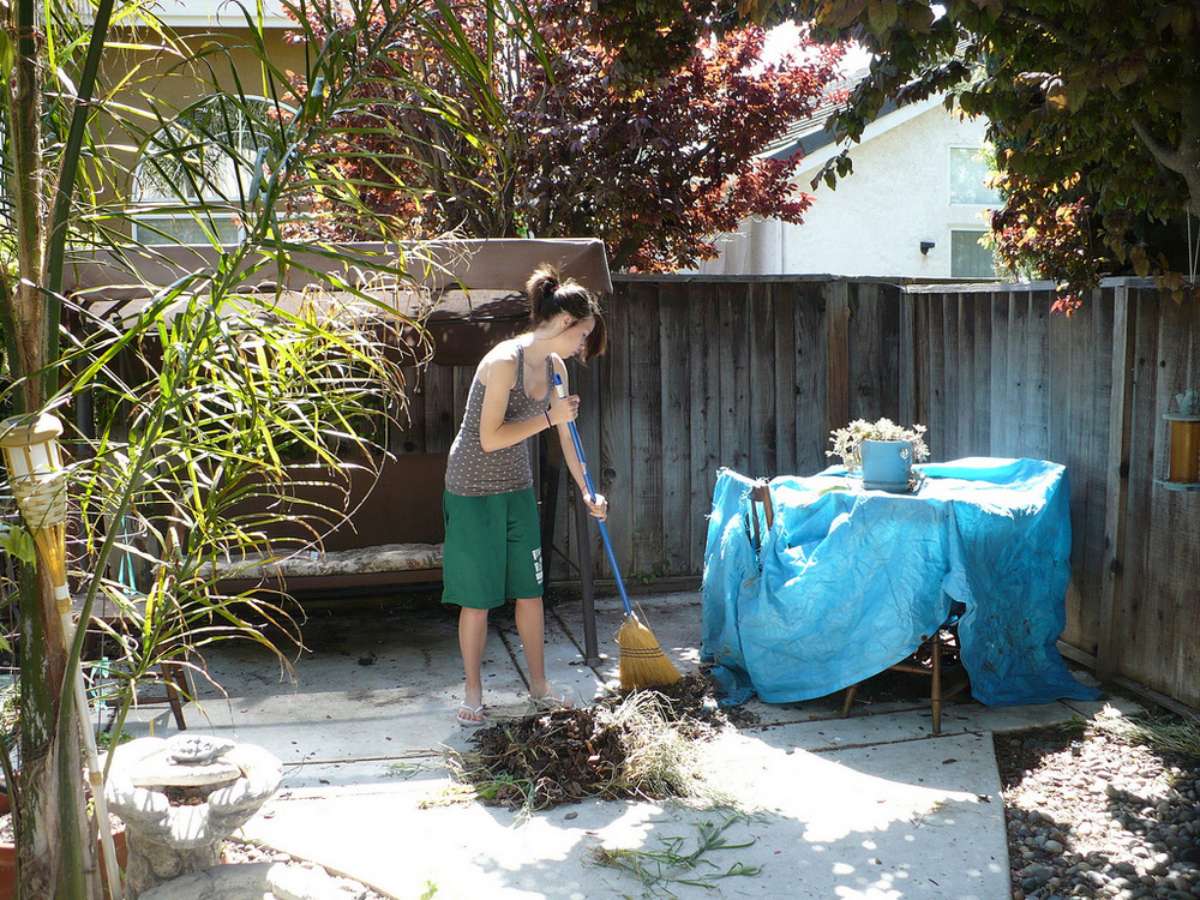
[0,0,544,895]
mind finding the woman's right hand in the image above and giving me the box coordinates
[548,392,580,427]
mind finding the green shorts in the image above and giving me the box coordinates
[441,488,543,609]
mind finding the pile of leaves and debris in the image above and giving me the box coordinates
[450,670,750,814]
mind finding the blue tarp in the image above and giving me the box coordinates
[701,458,1101,707]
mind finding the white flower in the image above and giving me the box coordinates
[826,417,931,470]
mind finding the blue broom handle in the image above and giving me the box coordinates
[553,374,635,617]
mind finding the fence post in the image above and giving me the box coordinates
[899,287,917,427]
[1097,284,1135,678]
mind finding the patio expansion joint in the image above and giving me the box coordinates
[802,728,988,754]
[547,603,605,678]
[280,750,445,767]
[496,621,530,692]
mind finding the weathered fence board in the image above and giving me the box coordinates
[423,363,455,454]
[750,283,777,478]
[1099,286,1136,677]
[924,293,947,458]
[600,289,635,580]
[824,280,850,443]
[1120,288,1162,692]
[629,283,664,578]
[989,292,1010,457]
[688,282,722,573]
[794,283,828,474]
[660,283,692,576]
[773,286,798,477]
[719,283,752,479]
[941,294,961,458]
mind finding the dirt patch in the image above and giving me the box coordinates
[162,783,237,806]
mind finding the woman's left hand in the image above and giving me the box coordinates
[582,491,608,521]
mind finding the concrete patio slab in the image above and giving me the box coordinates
[241,727,1008,899]
[745,701,1084,754]
[553,594,955,726]
[116,591,1123,898]
[124,605,544,766]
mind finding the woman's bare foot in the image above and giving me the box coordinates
[529,680,572,711]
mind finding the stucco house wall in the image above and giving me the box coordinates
[695,102,997,278]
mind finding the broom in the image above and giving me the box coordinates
[552,375,680,690]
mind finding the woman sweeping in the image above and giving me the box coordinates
[443,265,608,726]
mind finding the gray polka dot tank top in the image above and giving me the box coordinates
[444,344,552,496]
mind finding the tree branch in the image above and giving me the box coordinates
[1130,117,1187,173]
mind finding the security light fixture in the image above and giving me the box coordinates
[920,240,936,255]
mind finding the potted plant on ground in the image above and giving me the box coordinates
[827,418,931,491]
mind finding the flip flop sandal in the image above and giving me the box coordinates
[456,703,488,727]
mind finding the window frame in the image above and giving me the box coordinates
[130,95,296,246]
[948,227,999,280]
[947,144,1002,207]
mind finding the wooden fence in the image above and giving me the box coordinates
[394,275,1199,709]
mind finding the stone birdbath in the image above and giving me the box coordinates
[104,733,282,897]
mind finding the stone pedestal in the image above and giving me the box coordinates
[104,734,282,897]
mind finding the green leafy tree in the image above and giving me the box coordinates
[292,1,842,270]
[731,0,1200,308]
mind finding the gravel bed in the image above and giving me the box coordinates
[996,713,1200,899]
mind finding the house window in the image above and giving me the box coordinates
[132,95,293,245]
[950,229,997,278]
[949,147,1001,206]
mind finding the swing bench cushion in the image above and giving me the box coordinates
[210,453,448,594]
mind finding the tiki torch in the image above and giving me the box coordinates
[0,413,122,900]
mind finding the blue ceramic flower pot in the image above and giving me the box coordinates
[861,439,912,489]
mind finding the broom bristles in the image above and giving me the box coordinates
[617,614,681,690]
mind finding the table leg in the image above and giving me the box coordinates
[161,661,188,730]
[574,489,601,667]
[841,683,859,718]
[931,633,942,736]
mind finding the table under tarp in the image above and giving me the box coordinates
[701,458,1101,707]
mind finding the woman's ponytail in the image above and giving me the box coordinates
[526,265,562,321]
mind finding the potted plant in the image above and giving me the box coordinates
[827,418,931,491]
